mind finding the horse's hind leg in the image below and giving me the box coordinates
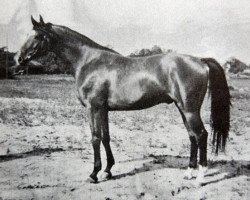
[176,104,208,183]
[185,112,208,184]
[176,104,198,179]
[184,135,199,180]
[101,111,115,180]
[185,112,208,178]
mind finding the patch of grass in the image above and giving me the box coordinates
[0,75,75,102]
[0,97,87,126]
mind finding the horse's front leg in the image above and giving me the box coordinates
[101,110,115,180]
[87,106,103,183]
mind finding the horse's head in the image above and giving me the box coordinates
[17,15,53,66]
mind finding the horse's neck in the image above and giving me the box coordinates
[51,42,79,76]
[50,25,116,77]
[52,42,102,77]
[74,46,103,78]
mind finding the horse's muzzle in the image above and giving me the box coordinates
[8,65,24,76]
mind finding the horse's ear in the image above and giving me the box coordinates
[31,15,39,27]
[39,15,45,26]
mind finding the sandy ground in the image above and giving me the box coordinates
[0,76,249,200]
[0,122,249,200]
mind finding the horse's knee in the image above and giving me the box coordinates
[91,136,102,150]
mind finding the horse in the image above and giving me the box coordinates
[16,15,230,184]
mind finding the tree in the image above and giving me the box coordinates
[0,47,16,79]
[151,45,163,55]
[129,45,174,57]
[224,57,248,74]
[27,52,70,74]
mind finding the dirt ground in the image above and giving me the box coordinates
[0,75,249,200]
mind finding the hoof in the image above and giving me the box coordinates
[85,176,98,183]
[183,167,194,180]
[184,174,193,180]
[101,171,112,181]
[194,165,207,187]
[194,177,204,187]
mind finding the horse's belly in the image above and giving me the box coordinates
[107,79,173,110]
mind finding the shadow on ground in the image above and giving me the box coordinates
[0,147,85,162]
[109,154,250,186]
[1,148,249,187]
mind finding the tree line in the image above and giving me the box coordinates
[0,45,249,78]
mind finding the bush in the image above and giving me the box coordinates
[0,47,16,79]
[16,52,71,75]
[33,52,70,74]
[129,45,173,57]
[223,57,249,74]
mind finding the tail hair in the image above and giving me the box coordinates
[201,58,231,154]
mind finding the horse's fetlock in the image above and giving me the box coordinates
[95,164,102,171]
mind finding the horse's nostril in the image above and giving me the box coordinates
[18,56,23,63]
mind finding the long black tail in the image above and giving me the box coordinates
[201,58,231,154]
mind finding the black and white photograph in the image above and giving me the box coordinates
[0,0,249,199]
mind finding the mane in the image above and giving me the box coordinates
[51,24,119,54]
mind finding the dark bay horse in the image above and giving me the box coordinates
[16,16,230,184]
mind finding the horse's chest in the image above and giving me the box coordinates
[77,71,113,106]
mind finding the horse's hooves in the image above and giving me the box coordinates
[85,176,98,183]
[194,165,207,186]
[183,167,193,180]
[194,176,205,187]
[101,172,112,181]
[184,174,193,180]
[194,180,203,187]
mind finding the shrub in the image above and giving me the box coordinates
[129,45,173,57]
[0,47,16,79]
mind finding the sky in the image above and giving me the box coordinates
[1,0,250,63]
